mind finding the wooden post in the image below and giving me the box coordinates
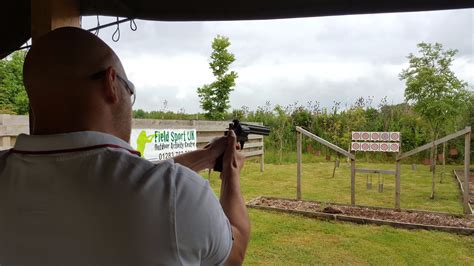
[395,160,401,210]
[260,146,265,172]
[463,130,471,214]
[430,141,436,199]
[31,0,81,42]
[29,0,81,134]
[441,142,446,183]
[351,158,355,205]
[332,160,337,178]
[347,145,351,164]
[297,131,302,200]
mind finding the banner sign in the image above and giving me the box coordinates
[351,131,400,153]
[130,129,197,161]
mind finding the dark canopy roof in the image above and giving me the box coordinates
[1,0,473,59]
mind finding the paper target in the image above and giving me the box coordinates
[371,132,380,141]
[361,132,370,140]
[351,142,361,151]
[352,132,361,140]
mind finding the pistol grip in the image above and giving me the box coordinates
[213,154,224,172]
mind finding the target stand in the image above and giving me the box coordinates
[351,131,401,195]
[297,126,472,213]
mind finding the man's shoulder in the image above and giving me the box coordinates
[118,156,202,186]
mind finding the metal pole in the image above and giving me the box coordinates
[351,158,356,205]
[463,130,471,214]
[297,131,302,200]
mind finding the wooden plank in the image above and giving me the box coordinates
[395,160,401,210]
[398,127,471,160]
[239,142,263,149]
[355,168,396,175]
[197,141,263,149]
[464,132,471,214]
[194,128,227,132]
[198,135,263,144]
[351,159,356,205]
[241,150,263,158]
[132,119,262,131]
[296,127,355,159]
[0,115,29,126]
[297,132,302,200]
[2,136,10,149]
[0,125,29,136]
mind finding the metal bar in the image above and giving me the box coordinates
[296,127,355,159]
[86,18,133,32]
[297,132,302,200]
[397,127,471,160]
[3,18,134,55]
[355,168,396,175]
[464,132,471,214]
[351,159,356,205]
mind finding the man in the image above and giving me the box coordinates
[0,27,250,265]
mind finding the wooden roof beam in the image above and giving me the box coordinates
[31,0,81,42]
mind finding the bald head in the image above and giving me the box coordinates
[24,27,132,142]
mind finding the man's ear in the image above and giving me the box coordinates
[103,67,120,104]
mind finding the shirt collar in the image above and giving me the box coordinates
[13,131,136,154]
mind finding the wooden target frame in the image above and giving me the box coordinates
[296,127,472,214]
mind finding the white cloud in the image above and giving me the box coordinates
[82,8,473,112]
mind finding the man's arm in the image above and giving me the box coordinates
[174,131,250,265]
[173,137,226,172]
[220,130,250,265]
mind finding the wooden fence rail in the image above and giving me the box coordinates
[296,126,472,214]
[396,127,471,214]
[0,114,266,172]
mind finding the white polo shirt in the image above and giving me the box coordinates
[0,131,232,265]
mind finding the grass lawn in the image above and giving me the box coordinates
[200,156,474,265]
[246,209,474,265]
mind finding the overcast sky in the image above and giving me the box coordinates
[82,8,473,113]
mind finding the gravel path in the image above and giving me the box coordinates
[248,197,474,228]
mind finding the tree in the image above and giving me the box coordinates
[0,50,29,114]
[399,42,469,199]
[197,35,238,120]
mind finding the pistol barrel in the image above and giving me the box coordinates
[241,123,270,136]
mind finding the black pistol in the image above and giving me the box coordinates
[213,119,270,172]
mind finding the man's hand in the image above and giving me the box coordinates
[221,130,245,177]
[203,136,228,169]
[172,136,227,173]
[220,130,250,266]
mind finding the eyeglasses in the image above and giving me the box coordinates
[90,70,136,106]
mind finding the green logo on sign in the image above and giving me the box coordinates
[136,130,154,157]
